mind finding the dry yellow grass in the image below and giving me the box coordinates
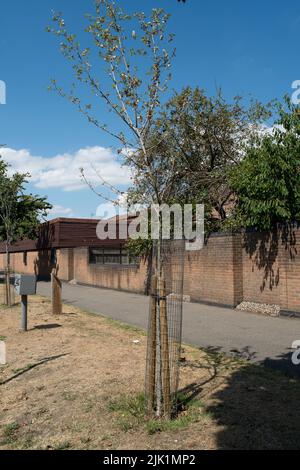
[0,296,300,450]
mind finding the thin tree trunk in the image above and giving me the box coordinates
[156,235,163,417]
[156,211,163,418]
[159,275,171,419]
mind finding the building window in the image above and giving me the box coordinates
[23,251,27,266]
[89,246,138,266]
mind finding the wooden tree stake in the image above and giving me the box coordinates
[5,269,12,307]
[159,276,171,419]
[147,274,157,415]
[51,269,62,316]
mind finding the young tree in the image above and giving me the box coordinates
[0,160,51,305]
[47,0,176,205]
[48,0,179,418]
[230,98,300,231]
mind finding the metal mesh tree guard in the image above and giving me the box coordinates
[145,239,185,418]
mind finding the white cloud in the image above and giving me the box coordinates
[0,146,132,192]
[47,204,74,218]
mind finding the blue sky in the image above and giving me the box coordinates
[0,0,299,218]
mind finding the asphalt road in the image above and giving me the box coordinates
[37,281,300,377]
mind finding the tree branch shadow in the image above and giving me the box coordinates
[207,350,300,449]
[0,353,69,386]
[243,224,297,292]
[180,345,300,449]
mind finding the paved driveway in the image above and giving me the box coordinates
[37,281,300,377]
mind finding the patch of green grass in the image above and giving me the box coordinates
[176,392,203,411]
[108,393,146,432]
[145,394,206,436]
[0,335,6,341]
[107,392,208,435]
[147,412,196,435]
[1,422,20,445]
[108,392,145,415]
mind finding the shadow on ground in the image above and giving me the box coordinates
[0,354,69,386]
[205,344,300,377]
[33,324,62,330]
[181,346,300,449]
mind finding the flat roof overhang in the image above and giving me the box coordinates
[0,217,132,254]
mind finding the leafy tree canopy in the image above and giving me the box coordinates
[230,98,300,231]
[128,87,272,220]
[0,158,52,249]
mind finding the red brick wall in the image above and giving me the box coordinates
[57,249,73,281]
[242,232,281,305]
[241,228,300,312]
[279,232,300,312]
[60,235,242,304]
[1,227,300,312]
[0,251,52,279]
[184,234,241,305]
[72,247,148,294]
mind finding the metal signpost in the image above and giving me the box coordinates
[14,274,37,332]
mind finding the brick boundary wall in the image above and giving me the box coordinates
[2,227,300,312]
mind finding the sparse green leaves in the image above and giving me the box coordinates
[47,1,174,145]
[47,0,176,205]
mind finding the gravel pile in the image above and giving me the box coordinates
[236,301,280,317]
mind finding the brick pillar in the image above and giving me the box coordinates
[232,233,244,306]
[279,226,300,313]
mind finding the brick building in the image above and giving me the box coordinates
[0,218,299,313]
